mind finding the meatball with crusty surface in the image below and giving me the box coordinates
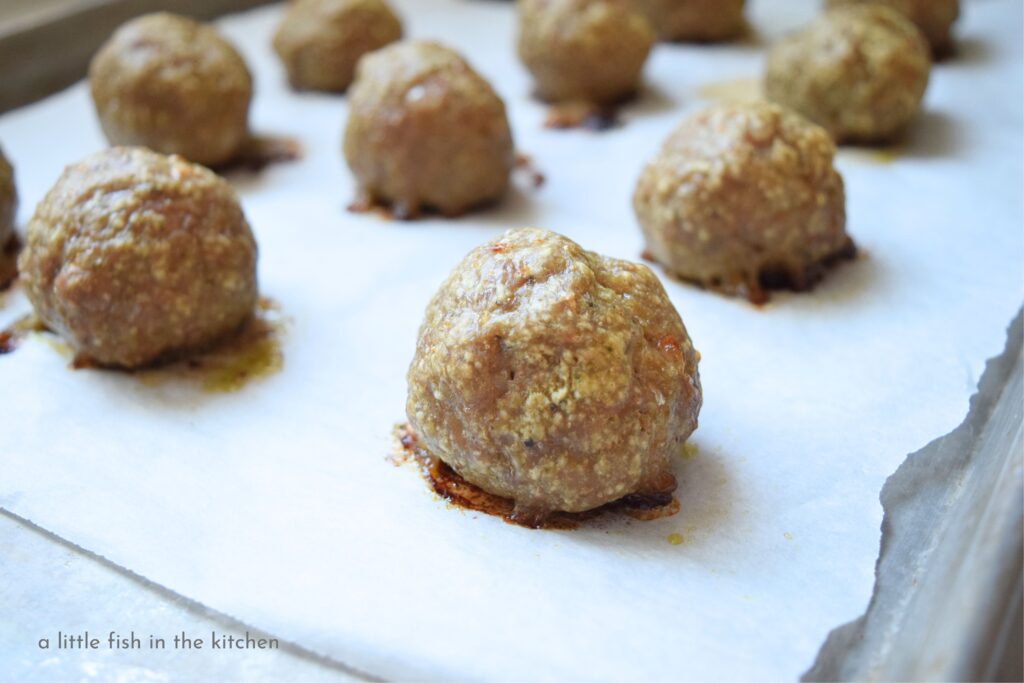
[19,147,258,368]
[89,13,252,167]
[765,5,930,144]
[0,146,17,288]
[517,0,654,105]
[273,0,403,92]
[407,228,702,526]
[826,0,959,57]
[633,102,852,303]
[343,41,514,217]
[631,0,746,42]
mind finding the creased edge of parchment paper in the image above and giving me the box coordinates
[803,307,1024,682]
[0,508,383,683]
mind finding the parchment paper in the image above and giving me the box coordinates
[1,1,1021,680]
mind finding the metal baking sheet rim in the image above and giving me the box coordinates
[1,1,1021,681]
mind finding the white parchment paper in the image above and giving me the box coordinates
[1,1,1021,680]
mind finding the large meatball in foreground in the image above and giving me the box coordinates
[273,0,403,92]
[89,13,253,167]
[825,0,959,57]
[343,41,514,217]
[19,147,258,368]
[633,103,852,303]
[631,0,746,43]
[517,0,654,105]
[765,5,930,143]
[407,228,702,524]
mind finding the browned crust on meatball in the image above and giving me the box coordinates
[517,0,654,105]
[272,0,403,93]
[406,227,702,522]
[765,5,931,144]
[825,0,959,57]
[343,41,514,217]
[19,147,258,368]
[631,0,746,43]
[633,102,852,303]
[89,13,253,167]
[0,147,17,288]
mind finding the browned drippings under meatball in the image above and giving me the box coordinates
[0,146,17,288]
[765,5,931,143]
[343,41,514,217]
[825,0,959,57]
[633,102,852,303]
[407,227,702,526]
[89,13,253,167]
[273,0,403,92]
[517,0,654,105]
[630,0,746,42]
[19,147,258,368]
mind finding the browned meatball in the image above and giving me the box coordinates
[89,13,253,167]
[407,228,702,525]
[633,103,852,303]
[765,5,931,143]
[825,0,959,57]
[273,0,403,92]
[0,146,17,287]
[517,0,654,104]
[631,0,746,42]
[343,41,514,217]
[19,147,258,368]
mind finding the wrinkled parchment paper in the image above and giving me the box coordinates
[1,1,1021,680]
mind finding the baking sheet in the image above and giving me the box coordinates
[1,0,1021,680]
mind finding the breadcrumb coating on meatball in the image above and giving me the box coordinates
[765,5,931,143]
[19,147,258,368]
[89,13,253,167]
[407,228,701,522]
[633,102,852,302]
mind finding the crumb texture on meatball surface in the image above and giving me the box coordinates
[633,102,852,302]
[517,0,654,105]
[89,12,253,167]
[407,228,702,523]
[273,0,403,92]
[19,147,258,369]
[764,5,931,143]
[343,40,514,217]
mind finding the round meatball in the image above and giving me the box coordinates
[765,5,931,143]
[631,0,746,42]
[343,41,514,217]
[407,227,702,524]
[273,0,403,92]
[633,103,852,303]
[825,0,959,57]
[89,13,253,167]
[517,0,654,104]
[0,146,17,287]
[19,147,258,368]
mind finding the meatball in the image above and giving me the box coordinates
[765,5,931,143]
[343,41,514,217]
[19,147,258,368]
[825,0,959,57]
[630,0,746,42]
[273,0,403,92]
[407,228,702,525]
[89,13,253,167]
[633,102,852,303]
[0,146,17,287]
[517,0,654,105]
